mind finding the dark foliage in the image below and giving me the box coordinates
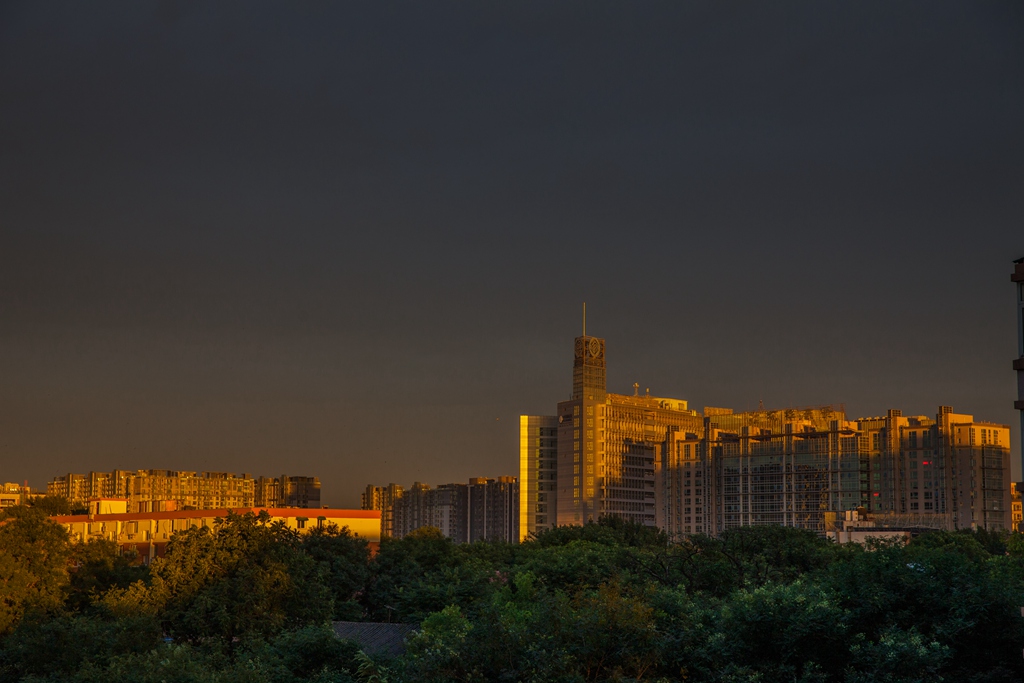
[1,506,1022,682]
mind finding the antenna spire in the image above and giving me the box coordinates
[582,302,586,337]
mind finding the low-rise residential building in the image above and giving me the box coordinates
[0,482,43,508]
[51,503,380,563]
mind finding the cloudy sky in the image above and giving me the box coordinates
[2,1,1022,505]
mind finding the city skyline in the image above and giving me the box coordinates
[9,307,1020,511]
[3,305,1022,507]
[2,3,1022,507]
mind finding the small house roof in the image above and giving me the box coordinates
[332,621,418,657]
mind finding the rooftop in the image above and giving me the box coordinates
[332,621,418,657]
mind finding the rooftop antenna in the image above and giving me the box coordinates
[582,302,586,337]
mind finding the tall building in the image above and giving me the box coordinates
[469,476,519,543]
[430,483,469,543]
[1012,482,1023,533]
[255,475,320,508]
[282,476,320,507]
[944,416,1011,530]
[48,470,320,512]
[522,328,1013,535]
[1013,256,1024,477]
[392,482,432,538]
[553,324,702,528]
[361,483,404,537]
[388,478,518,542]
[519,415,557,540]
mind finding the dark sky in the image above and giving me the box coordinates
[2,1,1022,506]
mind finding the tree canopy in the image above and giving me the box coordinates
[0,506,1022,683]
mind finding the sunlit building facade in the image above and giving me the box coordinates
[523,331,1014,536]
[553,332,702,528]
[48,470,320,512]
[0,482,42,509]
[254,475,321,508]
[52,501,380,563]
[1014,256,1024,478]
[519,415,558,540]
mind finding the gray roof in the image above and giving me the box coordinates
[332,621,418,657]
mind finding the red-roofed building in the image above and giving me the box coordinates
[51,505,380,563]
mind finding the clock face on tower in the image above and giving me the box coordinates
[589,338,601,357]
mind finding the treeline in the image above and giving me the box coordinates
[1,500,1023,682]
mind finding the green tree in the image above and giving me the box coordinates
[844,626,949,683]
[65,539,147,613]
[0,613,162,681]
[302,525,371,621]
[102,511,333,643]
[401,605,473,682]
[361,527,464,622]
[25,495,74,517]
[713,580,851,681]
[0,507,71,634]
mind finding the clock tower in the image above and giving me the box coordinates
[557,305,608,526]
[571,304,606,401]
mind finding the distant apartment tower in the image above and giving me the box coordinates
[389,478,518,543]
[282,476,320,507]
[519,415,558,540]
[469,476,519,543]
[1014,256,1024,477]
[48,470,319,512]
[1011,482,1023,533]
[430,483,469,543]
[392,482,432,539]
[361,483,404,537]
[255,475,321,508]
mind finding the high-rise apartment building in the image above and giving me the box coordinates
[48,470,320,511]
[1012,482,1023,533]
[430,483,469,543]
[388,478,518,542]
[361,483,404,537]
[519,415,557,540]
[944,416,1011,530]
[391,482,432,538]
[469,476,518,543]
[1013,256,1024,476]
[522,329,1013,535]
